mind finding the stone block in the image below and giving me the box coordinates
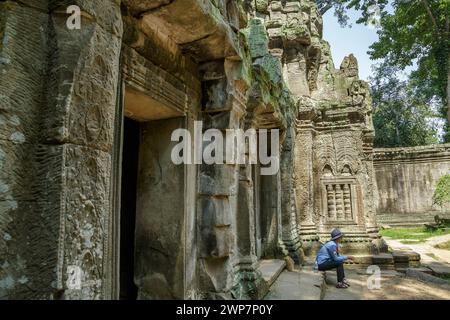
[0,200,59,299]
[0,140,36,201]
[372,253,394,265]
[282,2,301,13]
[43,15,121,152]
[41,144,111,202]
[202,110,241,130]
[0,3,48,144]
[141,0,239,61]
[255,0,269,13]
[349,255,373,265]
[199,164,238,196]
[392,251,410,263]
[406,268,450,286]
[427,263,450,277]
[200,197,232,227]
[122,0,171,15]
[200,225,234,259]
[245,19,269,59]
[49,0,123,36]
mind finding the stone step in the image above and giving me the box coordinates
[406,268,450,286]
[264,267,325,300]
[258,259,286,287]
[426,263,450,277]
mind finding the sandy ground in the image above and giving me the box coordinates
[266,234,450,300]
[323,269,450,300]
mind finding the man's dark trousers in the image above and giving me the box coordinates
[318,261,345,282]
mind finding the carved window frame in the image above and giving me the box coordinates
[320,176,360,225]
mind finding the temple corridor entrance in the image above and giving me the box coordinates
[119,117,140,300]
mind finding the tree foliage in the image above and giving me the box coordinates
[433,174,450,208]
[317,0,389,26]
[368,0,450,138]
[370,64,440,147]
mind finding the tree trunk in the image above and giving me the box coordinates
[447,53,450,124]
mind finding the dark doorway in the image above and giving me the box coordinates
[119,117,140,300]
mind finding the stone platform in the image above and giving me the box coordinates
[344,250,421,270]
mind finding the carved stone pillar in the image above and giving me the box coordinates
[42,1,123,300]
[280,127,302,262]
[197,101,242,299]
[232,163,267,299]
[295,113,320,255]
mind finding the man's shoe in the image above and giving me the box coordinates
[343,278,350,286]
[336,282,349,289]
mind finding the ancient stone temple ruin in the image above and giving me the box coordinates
[0,0,385,300]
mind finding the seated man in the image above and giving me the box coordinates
[315,229,355,288]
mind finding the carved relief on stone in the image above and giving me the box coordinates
[321,180,358,223]
[313,131,367,225]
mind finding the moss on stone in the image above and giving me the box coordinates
[255,0,269,13]
[280,19,311,44]
[241,19,269,59]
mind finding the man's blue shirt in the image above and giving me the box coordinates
[316,240,348,265]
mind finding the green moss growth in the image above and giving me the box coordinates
[241,19,269,59]
[255,0,269,13]
[281,19,310,44]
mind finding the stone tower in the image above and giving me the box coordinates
[255,0,385,255]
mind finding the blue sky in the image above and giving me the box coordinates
[322,9,380,81]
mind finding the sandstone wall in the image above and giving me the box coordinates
[374,144,450,227]
[0,0,123,299]
[1,0,383,300]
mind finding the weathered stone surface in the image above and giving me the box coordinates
[122,0,172,16]
[372,253,394,265]
[135,118,187,300]
[1,0,393,301]
[0,2,52,299]
[49,0,123,36]
[140,0,240,61]
[406,268,450,286]
[44,13,122,152]
[259,259,286,287]
[374,144,450,226]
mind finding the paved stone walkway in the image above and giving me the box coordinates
[264,268,323,300]
[265,266,450,300]
[385,234,450,264]
[323,268,450,300]
[265,234,450,300]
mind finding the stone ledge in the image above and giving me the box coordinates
[258,259,286,288]
[406,268,450,287]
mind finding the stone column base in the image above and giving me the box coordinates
[231,258,268,300]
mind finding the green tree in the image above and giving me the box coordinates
[370,64,440,147]
[433,174,450,208]
[318,0,449,140]
[317,0,389,26]
[368,0,450,141]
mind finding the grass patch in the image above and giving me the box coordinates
[401,240,421,244]
[380,227,450,243]
[425,253,442,261]
[434,240,450,250]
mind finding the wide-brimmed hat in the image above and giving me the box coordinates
[330,228,344,241]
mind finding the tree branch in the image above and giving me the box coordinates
[319,1,334,15]
[420,0,440,37]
